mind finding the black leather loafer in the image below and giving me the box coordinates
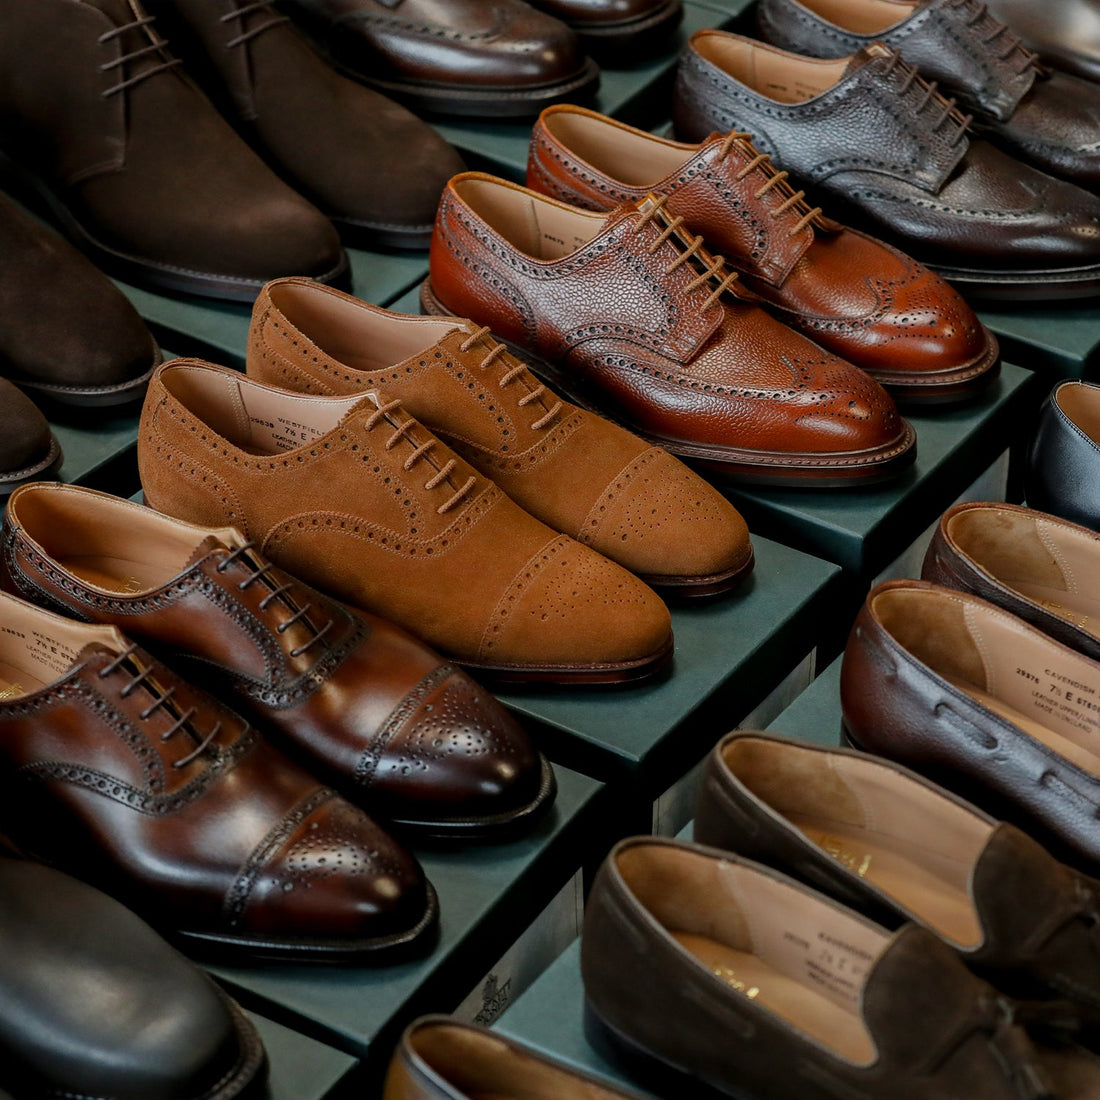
[1027,380,1100,529]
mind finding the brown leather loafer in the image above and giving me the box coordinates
[843,579,1100,869]
[424,172,916,486]
[0,0,347,301]
[2,483,554,840]
[385,1016,649,1099]
[0,590,435,962]
[674,32,1100,301]
[924,501,1100,664]
[698,730,1100,1020]
[528,105,1001,404]
[0,382,61,499]
[525,0,683,62]
[584,836,1100,1098]
[248,278,754,597]
[138,359,673,685]
[280,0,600,118]
[1027,381,1100,531]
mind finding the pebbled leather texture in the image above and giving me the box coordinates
[1,482,549,834]
[137,359,673,681]
[0,860,266,1100]
[1027,381,1100,531]
[0,590,433,959]
[756,0,1100,189]
[674,32,1100,277]
[427,172,915,482]
[527,104,1000,397]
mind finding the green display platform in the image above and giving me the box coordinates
[249,1011,357,1100]
[767,656,844,746]
[53,407,141,496]
[980,307,1100,381]
[210,764,603,1087]
[723,363,1044,577]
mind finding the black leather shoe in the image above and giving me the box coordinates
[525,0,683,62]
[1027,380,1100,530]
[0,381,60,499]
[0,859,267,1100]
[674,31,1100,301]
[756,0,1100,191]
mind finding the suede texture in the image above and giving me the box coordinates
[138,360,672,675]
[0,381,54,475]
[247,279,753,584]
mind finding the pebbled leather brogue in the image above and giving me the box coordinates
[528,104,1001,403]
[2,482,554,840]
[986,0,1100,84]
[1027,381,1100,531]
[423,172,916,486]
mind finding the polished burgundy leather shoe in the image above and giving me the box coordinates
[528,105,1001,403]
[524,0,682,62]
[424,172,916,486]
[0,590,435,962]
[280,0,600,118]
[2,483,554,840]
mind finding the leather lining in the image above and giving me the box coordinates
[791,0,916,35]
[692,33,851,103]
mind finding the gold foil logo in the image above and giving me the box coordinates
[817,835,873,878]
[0,682,24,701]
[712,967,760,999]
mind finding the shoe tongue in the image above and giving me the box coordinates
[844,41,896,77]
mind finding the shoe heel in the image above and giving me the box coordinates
[583,1001,745,1100]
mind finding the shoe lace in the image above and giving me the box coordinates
[362,401,476,515]
[219,0,289,48]
[881,50,974,145]
[634,194,740,313]
[716,132,825,237]
[98,12,183,98]
[457,327,563,431]
[946,0,1039,74]
[98,646,221,769]
[214,543,334,659]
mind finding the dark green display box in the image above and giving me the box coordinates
[723,362,1044,577]
[209,764,602,1084]
[979,307,1100,381]
[248,1011,357,1100]
[765,655,844,748]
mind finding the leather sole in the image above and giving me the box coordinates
[639,543,755,598]
[0,435,62,500]
[0,152,351,303]
[421,278,918,488]
[10,346,162,410]
[865,326,1002,406]
[924,260,1100,303]
[331,214,434,251]
[566,0,683,63]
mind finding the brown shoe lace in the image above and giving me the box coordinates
[215,544,333,659]
[98,646,222,769]
[634,195,740,313]
[219,0,290,48]
[881,50,974,145]
[716,132,825,237]
[363,400,476,515]
[946,0,1039,73]
[98,12,183,98]
[458,326,563,432]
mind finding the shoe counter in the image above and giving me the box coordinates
[3,0,1100,1096]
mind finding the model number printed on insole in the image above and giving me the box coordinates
[1014,665,1100,733]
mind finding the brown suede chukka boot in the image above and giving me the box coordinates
[0,0,347,301]
[247,278,754,597]
[138,359,673,685]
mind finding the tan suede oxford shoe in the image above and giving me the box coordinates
[247,278,754,597]
[138,359,673,685]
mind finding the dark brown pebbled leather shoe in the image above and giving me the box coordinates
[424,172,916,487]
[1027,381,1100,532]
[384,1016,649,1100]
[986,0,1100,85]
[756,0,1100,191]
[280,0,600,118]
[0,0,347,301]
[674,32,1100,301]
[524,0,683,62]
[842,579,1100,870]
[697,731,1100,1022]
[924,500,1100,664]
[248,278,754,596]
[1,483,553,840]
[0,382,61,499]
[0,590,436,962]
[528,105,1001,403]
[584,836,1100,1099]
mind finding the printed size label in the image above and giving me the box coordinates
[250,415,326,452]
[29,631,79,677]
[1011,665,1100,735]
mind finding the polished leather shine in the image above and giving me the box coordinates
[1027,381,1100,531]
[2,483,552,838]
[987,0,1100,83]
[248,277,753,594]
[528,105,1000,401]
[924,500,1100,663]
[842,579,1100,869]
[0,591,434,960]
[0,380,60,497]
[281,0,599,117]
[138,359,673,684]
[384,1016,648,1099]
[0,860,266,1099]
[697,731,1100,1018]
[525,0,682,59]
[674,32,1100,299]
[0,0,346,300]
[757,0,1100,189]
[424,172,915,485]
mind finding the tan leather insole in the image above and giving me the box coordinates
[694,34,851,102]
[673,932,874,1062]
[59,555,169,595]
[1014,581,1100,636]
[1058,383,1100,446]
[797,0,914,34]
[0,657,45,696]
